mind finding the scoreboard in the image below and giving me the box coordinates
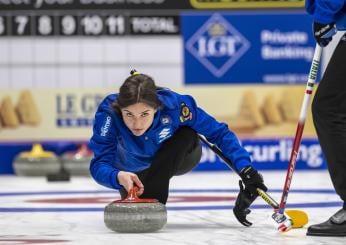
[0,0,304,37]
[0,13,180,36]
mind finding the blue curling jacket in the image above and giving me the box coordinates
[89,89,252,190]
[305,0,346,24]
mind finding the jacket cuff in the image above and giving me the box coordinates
[110,170,122,189]
[236,160,253,172]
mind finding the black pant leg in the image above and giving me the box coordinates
[312,33,346,205]
[137,127,202,204]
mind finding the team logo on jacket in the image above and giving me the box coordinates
[180,103,193,123]
[157,127,172,144]
[161,115,172,125]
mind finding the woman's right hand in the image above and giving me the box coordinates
[117,171,144,196]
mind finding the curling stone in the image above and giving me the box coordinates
[104,187,167,233]
[13,144,61,176]
[61,144,93,176]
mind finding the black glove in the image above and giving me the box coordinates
[313,21,336,47]
[233,180,257,227]
[239,165,267,195]
[233,166,268,227]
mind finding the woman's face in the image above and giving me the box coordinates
[121,102,156,136]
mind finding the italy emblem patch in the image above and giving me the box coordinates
[180,103,193,123]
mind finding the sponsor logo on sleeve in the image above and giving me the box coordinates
[100,116,111,136]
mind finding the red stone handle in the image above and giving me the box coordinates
[114,186,159,203]
[126,186,139,201]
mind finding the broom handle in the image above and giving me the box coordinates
[278,44,322,214]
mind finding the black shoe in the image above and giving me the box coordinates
[307,208,346,236]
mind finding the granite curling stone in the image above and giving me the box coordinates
[13,144,61,176]
[104,187,167,233]
[61,144,93,176]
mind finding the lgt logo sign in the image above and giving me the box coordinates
[186,13,250,77]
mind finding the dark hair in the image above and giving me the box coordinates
[112,70,163,113]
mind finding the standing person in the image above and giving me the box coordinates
[89,70,267,226]
[306,0,346,236]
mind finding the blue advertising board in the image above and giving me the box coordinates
[182,11,316,84]
[0,138,325,174]
[195,138,326,171]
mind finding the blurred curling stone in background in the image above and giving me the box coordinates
[61,143,93,176]
[104,187,167,233]
[13,143,60,176]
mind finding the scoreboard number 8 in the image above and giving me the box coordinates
[38,15,53,35]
